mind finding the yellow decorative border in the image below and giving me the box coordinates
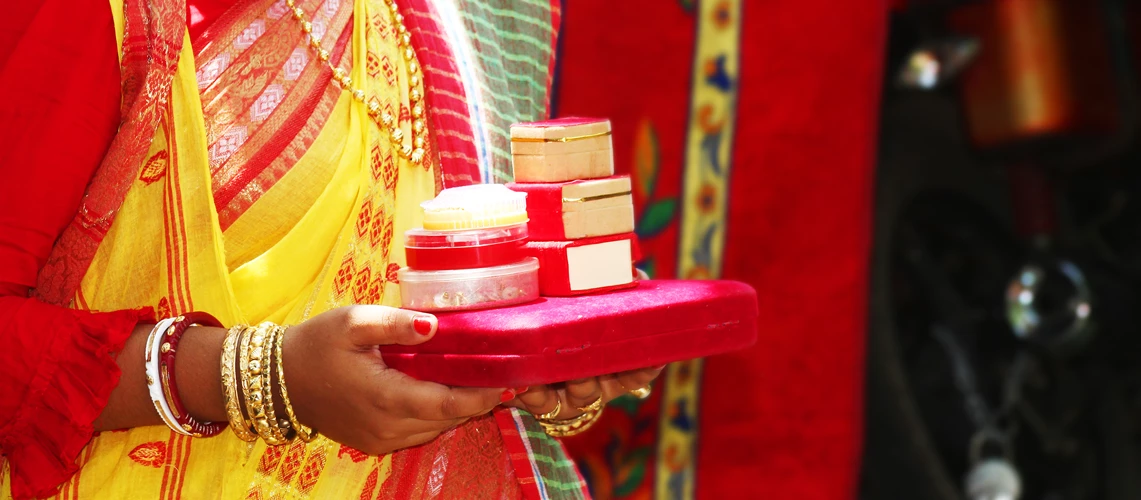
[657,0,742,498]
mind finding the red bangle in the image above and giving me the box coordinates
[158,312,227,437]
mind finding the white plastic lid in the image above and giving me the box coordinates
[420,184,528,230]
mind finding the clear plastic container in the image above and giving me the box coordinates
[421,184,528,231]
[398,258,540,312]
[404,223,528,270]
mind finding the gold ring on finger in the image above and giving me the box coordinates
[576,395,603,413]
[629,387,652,400]
[536,400,562,420]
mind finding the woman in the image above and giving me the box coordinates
[0,0,662,498]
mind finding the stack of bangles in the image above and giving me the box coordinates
[149,313,651,441]
[535,385,652,438]
[144,314,315,443]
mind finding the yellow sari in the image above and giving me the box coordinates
[1,0,585,498]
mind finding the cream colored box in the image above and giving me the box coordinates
[510,117,614,183]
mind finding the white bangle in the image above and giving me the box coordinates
[145,317,193,436]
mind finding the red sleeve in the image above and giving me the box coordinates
[186,0,233,43]
[0,1,150,499]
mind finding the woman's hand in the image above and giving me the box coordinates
[504,365,665,420]
[282,305,512,455]
[503,270,661,419]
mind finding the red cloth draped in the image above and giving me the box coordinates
[555,1,884,498]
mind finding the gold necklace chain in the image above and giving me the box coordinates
[286,0,428,164]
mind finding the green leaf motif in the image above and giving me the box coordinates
[614,448,652,497]
[636,198,677,239]
[632,120,659,200]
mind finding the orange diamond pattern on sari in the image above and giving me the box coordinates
[333,253,355,297]
[276,440,307,484]
[370,11,391,40]
[257,443,285,473]
[367,270,385,304]
[368,203,386,248]
[359,467,380,500]
[370,143,385,181]
[367,52,382,78]
[352,267,373,304]
[128,441,168,468]
[139,151,169,185]
[382,154,398,191]
[377,217,394,261]
[356,200,374,239]
[296,449,327,494]
[381,55,396,86]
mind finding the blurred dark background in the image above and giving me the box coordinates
[862,0,1141,498]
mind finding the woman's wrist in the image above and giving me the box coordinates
[173,325,229,423]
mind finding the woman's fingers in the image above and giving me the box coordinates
[339,305,437,347]
[382,375,508,421]
[611,366,664,397]
[502,365,668,423]
[512,385,559,416]
[563,378,603,412]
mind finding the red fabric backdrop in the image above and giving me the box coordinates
[554,1,886,498]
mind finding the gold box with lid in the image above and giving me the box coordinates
[510,117,614,183]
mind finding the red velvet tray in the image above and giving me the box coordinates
[380,280,757,387]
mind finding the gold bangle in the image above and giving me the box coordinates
[260,324,291,443]
[575,395,603,413]
[244,323,289,445]
[275,325,316,442]
[538,404,604,438]
[237,324,259,438]
[221,325,256,441]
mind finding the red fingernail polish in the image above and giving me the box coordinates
[654,365,667,370]
[413,316,434,335]
[515,386,529,394]
[500,390,516,403]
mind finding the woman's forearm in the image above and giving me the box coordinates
[94,324,228,431]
